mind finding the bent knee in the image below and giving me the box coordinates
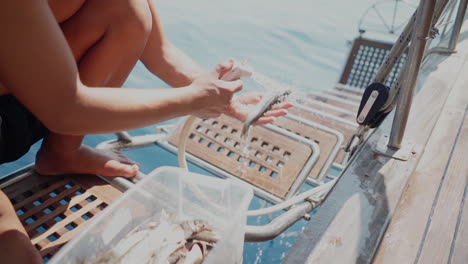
[49,0,87,23]
[111,0,153,41]
[0,191,26,235]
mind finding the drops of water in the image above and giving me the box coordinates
[235,69,308,174]
[238,128,252,176]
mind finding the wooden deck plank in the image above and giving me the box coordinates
[333,86,364,96]
[288,107,356,141]
[323,90,362,103]
[309,94,360,112]
[450,171,468,264]
[300,101,357,122]
[283,50,465,264]
[374,57,468,264]
[416,110,468,263]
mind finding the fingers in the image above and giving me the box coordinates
[224,79,243,93]
[253,109,288,125]
[254,117,276,125]
[269,101,294,110]
[236,93,262,104]
[235,93,294,107]
[211,58,235,79]
[262,109,288,117]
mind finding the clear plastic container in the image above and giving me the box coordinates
[50,166,253,264]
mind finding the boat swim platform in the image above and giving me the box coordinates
[167,86,363,202]
[168,115,315,200]
[1,168,121,262]
[283,30,468,264]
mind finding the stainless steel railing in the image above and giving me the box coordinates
[388,0,437,148]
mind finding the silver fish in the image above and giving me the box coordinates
[241,89,292,138]
[91,211,219,264]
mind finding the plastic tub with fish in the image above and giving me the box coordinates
[49,166,253,264]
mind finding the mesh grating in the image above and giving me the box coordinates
[169,115,313,199]
[3,173,121,262]
[339,37,407,89]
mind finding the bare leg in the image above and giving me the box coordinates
[36,0,152,177]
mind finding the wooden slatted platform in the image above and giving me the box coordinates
[332,85,364,97]
[273,117,342,175]
[168,115,313,199]
[288,106,357,153]
[2,171,122,262]
[299,101,357,122]
[323,89,362,103]
[308,93,360,113]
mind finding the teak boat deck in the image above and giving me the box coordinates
[2,171,121,262]
[284,35,468,264]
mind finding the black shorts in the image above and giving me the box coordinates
[0,95,49,164]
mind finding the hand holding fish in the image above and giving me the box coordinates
[189,59,243,119]
[227,93,293,125]
[189,58,292,124]
[216,59,293,125]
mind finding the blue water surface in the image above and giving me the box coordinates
[1,0,413,263]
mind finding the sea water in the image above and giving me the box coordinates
[0,0,411,263]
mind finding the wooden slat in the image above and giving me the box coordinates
[416,111,468,263]
[323,90,362,103]
[288,107,356,144]
[300,101,357,122]
[168,115,313,199]
[333,86,364,96]
[274,117,342,177]
[6,176,57,204]
[374,56,468,264]
[73,174,122,204]
[2,172,121,260]
[21,185,81,231]
[374,110,466,263]
[308,94,360,112]
[450,175,468,264]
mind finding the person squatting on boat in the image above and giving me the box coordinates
[0,0,292,263]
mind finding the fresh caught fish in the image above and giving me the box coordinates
[179,219,219,243]
[241,89,292,138]
[91,210,219,264]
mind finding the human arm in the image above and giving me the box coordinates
[140,0,204,87]
[0,0,241,135]
[139,0,293,121]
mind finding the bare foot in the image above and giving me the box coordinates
[35,144,139,177]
